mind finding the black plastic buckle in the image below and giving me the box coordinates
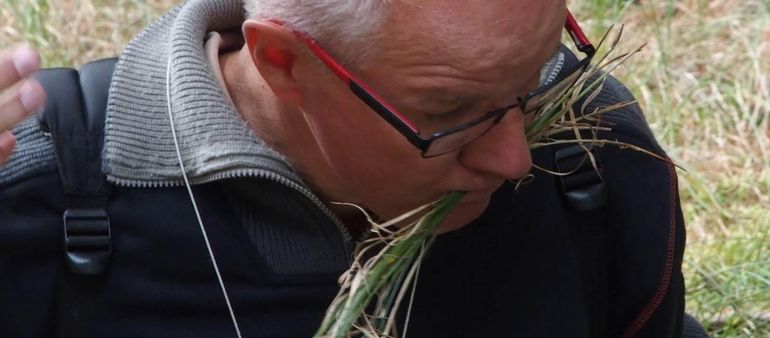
[555,144,608,211]
[63,208,111,274]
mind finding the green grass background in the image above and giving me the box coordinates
[2,0,769,337]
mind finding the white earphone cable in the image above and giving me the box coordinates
[165,58,243,338]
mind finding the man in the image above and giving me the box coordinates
[0,0,686,337]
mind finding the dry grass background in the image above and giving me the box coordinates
[1,0,768,337]
[0,0,177,66]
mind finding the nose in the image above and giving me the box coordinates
[457,109,533,180]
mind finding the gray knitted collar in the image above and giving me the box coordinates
[102,0,565,188]
[102,0,301,188]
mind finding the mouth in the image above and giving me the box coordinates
[431,179,505,211]
[455,180,506,195]
[450,187,497,206]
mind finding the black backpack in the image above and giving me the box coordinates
[27,57,707,338]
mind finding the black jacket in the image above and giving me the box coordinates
[0,58,685,338]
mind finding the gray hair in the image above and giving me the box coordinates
[243,0,394,67]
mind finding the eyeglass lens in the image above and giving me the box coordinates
[423,114,501,157]
[423,59,588,157]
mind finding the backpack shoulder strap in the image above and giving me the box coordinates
[34,58,118,338]
[35,57,118,275]
[556,47,684,337]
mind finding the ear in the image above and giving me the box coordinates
[242,20,303,104]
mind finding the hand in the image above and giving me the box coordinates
[0,45,46,166]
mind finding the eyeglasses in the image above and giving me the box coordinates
[282,10,595,158]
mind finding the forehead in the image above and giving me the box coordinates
[369,0,565,81]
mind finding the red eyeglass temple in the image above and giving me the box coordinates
[290,26,422,133]
[565,11,595,54]
[269,20,355,84]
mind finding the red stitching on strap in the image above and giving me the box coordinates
[621,160,678,338]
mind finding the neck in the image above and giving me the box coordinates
[221,47,371,234]
[221,48,282,146]
[220,47,322,161]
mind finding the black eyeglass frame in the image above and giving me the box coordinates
[282,10,596,158]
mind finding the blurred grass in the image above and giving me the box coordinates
[2,0,769,337]
[0,0,177,67]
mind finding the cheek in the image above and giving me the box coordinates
[305,104,399,162]
[302,82,411,165]
[303,104,451,216]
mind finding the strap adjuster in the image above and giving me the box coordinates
[63,208,111,274]
[555,144,608,211]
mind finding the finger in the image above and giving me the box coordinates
[0,79,46,132]
[0,45,41,91]
[0,130,17,166]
